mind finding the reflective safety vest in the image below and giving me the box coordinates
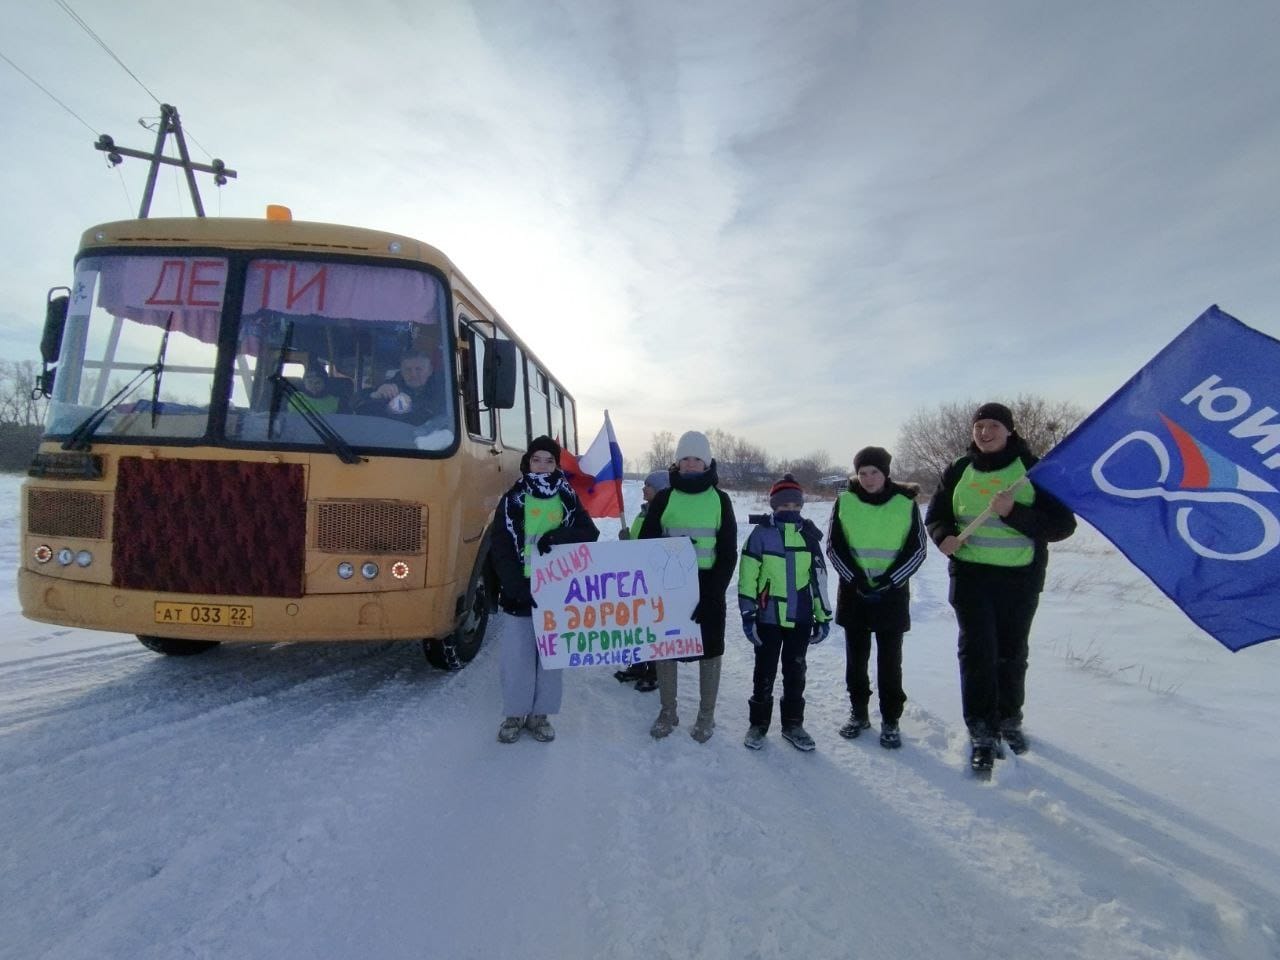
[628,511,645,540]
[661,488,722,570]
[952,460,1035,567]
[835,492,914,580]
[523,496,564,575]
[738,521,831,627]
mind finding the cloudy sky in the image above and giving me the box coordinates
[4,1,1280,468]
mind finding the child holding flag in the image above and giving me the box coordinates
[925,403,1075,774]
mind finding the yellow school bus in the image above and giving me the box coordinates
[18,213,579,668]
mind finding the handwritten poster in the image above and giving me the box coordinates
[530,538,703,670]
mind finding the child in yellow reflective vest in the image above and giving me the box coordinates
[827,447,927,750]
[614,470,669,691]
[737,474,832,752]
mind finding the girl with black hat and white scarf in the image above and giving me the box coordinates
[488,436,599,744]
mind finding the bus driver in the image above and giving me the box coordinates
[357,348,446,426]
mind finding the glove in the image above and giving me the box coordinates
[857,583,885,602]
[505,583,537,614]
[741,612,761,647]
[810,621,830,645]
[535,529,565,555]
[690,600,703,624]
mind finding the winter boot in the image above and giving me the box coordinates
[838,708,872,740]
[634,662,658,693]
[525,714,555,742]
[879,721,901,749]
[1000,721,1028,755]
[649,660,679,739]
[781,723,816,752]
[690,656,722,743]
[969,727,997,776]
[497,716,524,744]
[743,725,768,750]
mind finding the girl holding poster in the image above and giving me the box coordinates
[639,430,738,743]
[489,436,600,744]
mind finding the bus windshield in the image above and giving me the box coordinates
[45,253,456,456]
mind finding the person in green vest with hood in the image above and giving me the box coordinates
[827,446,927,750]
[614,469,671,692]
[639,430,738,743]
[739,474,832,752]
[925,403,1076,774]
[488,435,600,744]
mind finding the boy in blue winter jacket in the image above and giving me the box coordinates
[737,475,832,752]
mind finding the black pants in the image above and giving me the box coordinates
[844,627,905,723]
[749,622,810,728]
[950,574,1040,736]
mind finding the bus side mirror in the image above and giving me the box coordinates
[42,288,70,365]
[35,287,71,398]
[483,339,517,410]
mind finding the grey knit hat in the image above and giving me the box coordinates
[643,469,670,492]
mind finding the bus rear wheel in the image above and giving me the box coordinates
[137,635,221,656]
[424,563,490,671]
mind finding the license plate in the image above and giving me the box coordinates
[154,602,254,628]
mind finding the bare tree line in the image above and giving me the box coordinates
[640,394,1087,493]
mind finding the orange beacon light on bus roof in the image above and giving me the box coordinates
[266,204,292,222]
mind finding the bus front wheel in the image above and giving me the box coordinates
[424,562,490,671]
[137,635,221,656]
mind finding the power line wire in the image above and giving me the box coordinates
[51,0,163,106]
[0,48,99,136]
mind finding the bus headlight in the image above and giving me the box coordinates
[75,550,93,568]
[360,562,379,580]
[391,561,409,580]
[33,545,52,564]
[56,548,74,566]
[337,562,354,580]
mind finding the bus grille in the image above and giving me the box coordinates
[315,501,423,553]
[27,489,107,539]
[112,458,306,598]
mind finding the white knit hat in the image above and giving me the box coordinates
[674,430,712,465]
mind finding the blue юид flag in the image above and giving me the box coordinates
[1030,306,1280,652]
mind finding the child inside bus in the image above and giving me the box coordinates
[489,436,600,744]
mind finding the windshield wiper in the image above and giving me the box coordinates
[266,321,294,441]
[61,365,159,451]
[149,311,175,428]
[269,375,362,464]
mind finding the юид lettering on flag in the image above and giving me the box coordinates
[1030,305,1280,651]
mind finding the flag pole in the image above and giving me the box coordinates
[605,409,629,532]
[955,476,1029,544]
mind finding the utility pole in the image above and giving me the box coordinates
[94,104,237,218]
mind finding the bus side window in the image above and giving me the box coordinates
[529,367,552,439]
[459,321,495,440]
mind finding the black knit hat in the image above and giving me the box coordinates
[521,435,562,473]
[972,402,1015,432]
[769,473,804,510]
[853,446,892,477]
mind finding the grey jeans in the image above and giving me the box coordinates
[495,610,563,717]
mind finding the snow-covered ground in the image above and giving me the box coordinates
[2,474,1278,960]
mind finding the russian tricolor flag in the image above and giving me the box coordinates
[560,411,626,518]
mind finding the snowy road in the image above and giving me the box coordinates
[2,478,1279,959]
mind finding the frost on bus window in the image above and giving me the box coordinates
[44,255,227,441]
[229,259,455,454]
